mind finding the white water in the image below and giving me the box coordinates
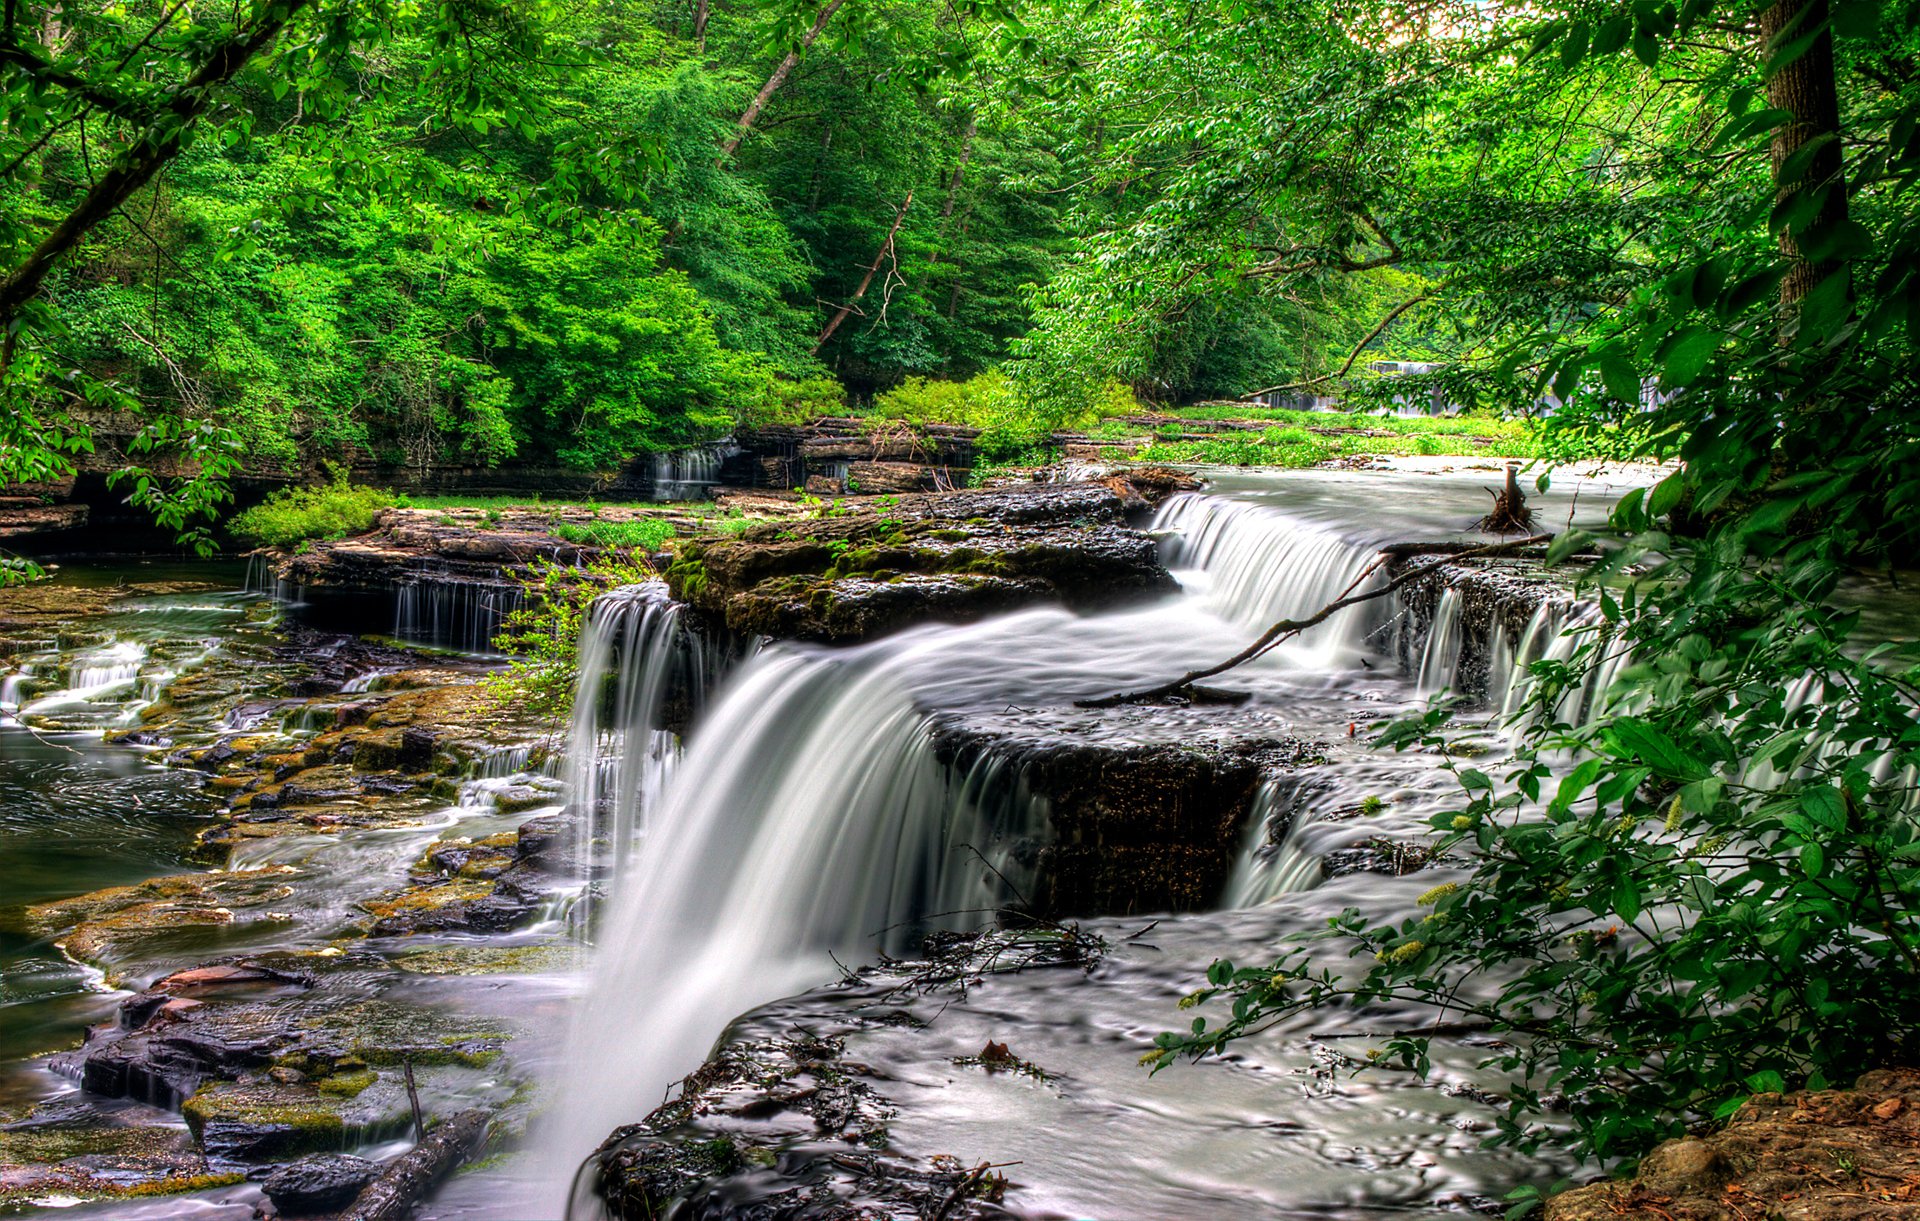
[537,463,1659,1218]
[650,444,732,502]
[393,578,521,653]
[562,582,712,926]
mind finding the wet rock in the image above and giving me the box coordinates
[1390,555,1562,700]
[0,1096,239,1209]
[667,479,1177,644]
[1322,837,1446,878]
[593,1027,1013,1221]
[25,868,300,980]
[263,1153,378,1214]
[1547,1068,1920,1221]
[182,1081,361,1161]
[932,705,1323,917]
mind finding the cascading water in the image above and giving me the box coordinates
[562,582,716,924]
[539,464,1664,1219]
[649,444,731,502]
[546,643,1046,1212]
[392,575,522,653]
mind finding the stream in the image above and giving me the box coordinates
[1,462,1655,1219]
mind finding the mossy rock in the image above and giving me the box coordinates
[181,1082,350,1161]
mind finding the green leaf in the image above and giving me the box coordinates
[1606,719,1709,781]
[1648,471,1686,518]
[1599,351,1640,405]
[1661,325,1718,386]
[1799,785,1847,831]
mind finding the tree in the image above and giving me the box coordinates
[1127,0,1920,1176]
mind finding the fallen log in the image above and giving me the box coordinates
[336,1108,490,1221]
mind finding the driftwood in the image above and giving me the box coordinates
[1477,463,1538,533]
[336,1108,490,1221]
[1077,533,1553,708]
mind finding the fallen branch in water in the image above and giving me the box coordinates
[1076,533,1553,708]
[337,1108,490,1221]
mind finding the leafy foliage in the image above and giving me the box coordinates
[551,519,678,550]
[227,478,399,549]
[1143,0,1920,1175]
[485,552,660,721]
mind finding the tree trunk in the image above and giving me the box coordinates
[693,0,708,54]
[0,0,314,323]
[921,116,975,288]
[813,192,913,356]
[1760,0,1848,307]
[336,1109,490,1221]
[719,0,846,160]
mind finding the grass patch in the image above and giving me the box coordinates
[1129,415,1542,467]
[229,481,400,548]
[550,519,677,549]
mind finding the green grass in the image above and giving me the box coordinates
[550,519,677,549]
[1163,404,1538,439]
[230,482,402,548]
[1127,419,1542,468]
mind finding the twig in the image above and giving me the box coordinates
[1077,534,1552,707]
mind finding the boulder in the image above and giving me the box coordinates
[263,1153,379,1215]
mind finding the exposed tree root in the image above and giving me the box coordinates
[1477,463,1538,534]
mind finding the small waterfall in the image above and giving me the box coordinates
[1153,493,1383,664]
[563,583,711,915]
[68,641,148,695]
[546,639,1047,1211]
[1415,588,1466,696]
[0,666,31,711]
[650,444,731,502]
[1224,780,1323,906]
[392,578,522,653]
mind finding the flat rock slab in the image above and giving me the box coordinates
[666,478,1180,643]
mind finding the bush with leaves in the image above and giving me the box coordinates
[1140,0,1920,1191]
[228,478,400,549]
[485,553,660,722]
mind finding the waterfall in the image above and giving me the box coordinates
[1153,493,1383,665]
[650,444,731,502]
[1224,780,1323,906]
[562,583,711,919]
[392,577,523,653]
[541,478,1659,1215]
[1415,588,1466,696]
[545,640,1044,1212]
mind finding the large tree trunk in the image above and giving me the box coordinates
[719,0,846,159]
[693,0,708,54]
[1760,0,1848,307]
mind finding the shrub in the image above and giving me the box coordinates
[0,555,48,588]
[485,553,659,720]
[551,519,677,550]
[229,479,400,548]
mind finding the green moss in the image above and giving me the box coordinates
[314,1069,379,1098]
[122,1172,246,1197]
[181,1084,348,1150]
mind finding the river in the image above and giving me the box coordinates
[2,461,1653,1219]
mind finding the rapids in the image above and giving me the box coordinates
[533,461,1657,1219]
[0,462,1657,1221]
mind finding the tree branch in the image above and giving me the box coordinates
[1240,293,1433,400]
[1077,533,1551,708]
[0,0,314,321]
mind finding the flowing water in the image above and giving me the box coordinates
[527,460,1662,1219]
[0,463,1665,1221]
